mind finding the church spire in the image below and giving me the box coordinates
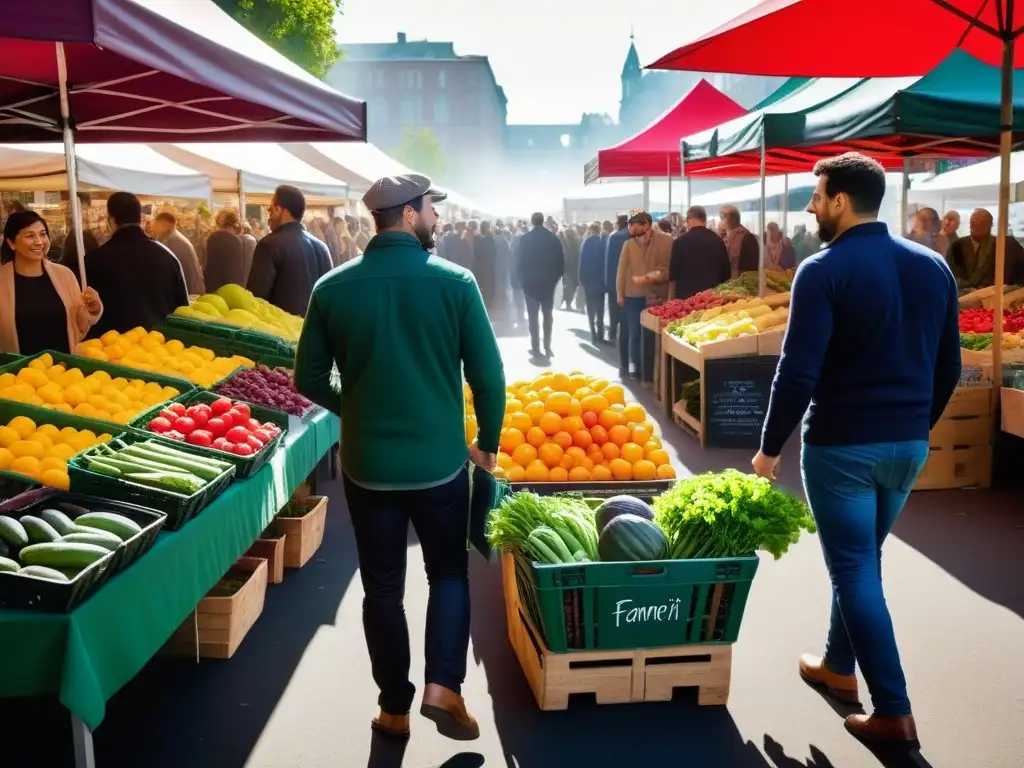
[621,30,641,79]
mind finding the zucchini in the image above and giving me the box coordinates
[19,542,110,569]
[38,508,78,536]
[75,512,142,541]
[121,446,222,480]
[87,458,123,477]
[61,531,122,552]
[140,441,232,471]
[19,565,69,582]
[57,502,92,519]
[0,539,8,557]
[0,515,29,548]
[0,556,20,573]
[20,516,62,544]
[124,471,203,496]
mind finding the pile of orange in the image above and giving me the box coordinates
[464,371,676,483]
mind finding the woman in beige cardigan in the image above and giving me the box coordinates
[0,211,103,355]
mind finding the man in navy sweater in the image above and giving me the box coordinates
[753,153,961,749]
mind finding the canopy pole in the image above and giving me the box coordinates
[782,174,789,234]
[993,33,1015,399]
[667,155,672,215]
[56,43,87,289]
[758,136,767,297]
[237,171,247,222]
[901,158,910,237]
[642,176,650,211]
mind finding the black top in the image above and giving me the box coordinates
[246,221,332,317]
[670,226,733,299]
[514,226,565,300]
[14,271,70,354]
[85,226,189,337]
[204,230,246,294]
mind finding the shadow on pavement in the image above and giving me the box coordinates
[892,489,1024,619]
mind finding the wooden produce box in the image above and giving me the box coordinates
[915,387,993,490]
[640,309,662,332]
[165,557,268,659]
[267,495,327,568]
[501,552,732,711]
[1000,386,1024,439]
[247,535,286,584]
[757,328,785,356]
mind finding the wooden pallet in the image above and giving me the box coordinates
[501,553,732,711]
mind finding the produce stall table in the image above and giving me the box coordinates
[640,310,664,403]
[0,407,339,768]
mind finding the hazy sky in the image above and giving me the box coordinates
[335,0,746,125]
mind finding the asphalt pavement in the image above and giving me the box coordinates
[6,305,1023,767]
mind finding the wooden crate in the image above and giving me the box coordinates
[916,386,993,490]
[267,495,327,568]
[246,535,286,584]
[501,552,731,711]
[164,557,268,659]
[1000,387,1024,439]
[757,329,785,356]
[640,309,662,332]
[915,445,992,490]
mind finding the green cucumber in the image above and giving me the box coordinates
[57,502,92,519]
[20,516,62,544]
[75,512,142,541]
[0,539,8,558]
[61,531,122,552]
[19,565,69,582]
[140,441,232,471]
[19,542,110,569]
[87,458,123,477]
[38,508,78,536]
[0,516,29,548]
[122,446,222,480]
[124,471,203,496]
[58,567,84,579]
[0,556,20,573]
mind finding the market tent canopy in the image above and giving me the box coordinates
[692,173,818,207]
[910,154,1024,204]
[0,142,211,198]
[560,182,672,219]
[584,79,746,184]
[0,0,366,143]
[682,52,1024,177]
[284,142,416,196]
[153,143,349,201]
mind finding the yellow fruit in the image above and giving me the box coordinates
[36,383,64,405]
[164,339,185,354]
[0,447,12,469]
[550,373,572,392]
[104,344,125,361]
[39,456,66,473]
[505,464,526,482]
[45,365,66,382]
[508,412,533,434]
[538,442,564,469]
[0,426,20,448]
[97,433,112,443]
[78,430,96,444]
[524,401,545,425]
[41,469,70,490]
[506,398,523,413]
[656,464,677,480]
[539,412,563,436]
[590,378,609,392]
[633,460,657,481]
[591,464,613,481]
[28,431,53,450]
[648,449,670,467]
[0,372,17,389]
[524,460,550,482]
[620,442,645,464]
[8,416,36,439]
[10,455,40,478]
[609,458,633,480]
[47,443,76,460]
[624,404,646,424]
[497,452,514,470]
[58,426,79,441]
[110,377,129,390]
[548,466,569,482]
[545,391,572,417]
[580,394,610,414]
[17,367,48,388]
[53,403,73,413]
[511,443,538,468]
[500,428,526,454]
[10,440,44,459]
[568,466,592,482]
[73,403,98,418]
[63,384,88,407]
[80,347,109,361]
[603,385,625,405]
[100,330,121,345]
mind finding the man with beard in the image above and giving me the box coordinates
[247,185,332,316]
[294,173,505,744]
[753,153,961,750]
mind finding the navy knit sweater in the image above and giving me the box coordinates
[760,222,962,457]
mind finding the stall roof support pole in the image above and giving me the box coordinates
[642,176,650,211]
[901,158,910,238]
[758,136,767,297]
[993,31,1015,397]
[57,42,87,289]
[782,174,789,234]
[237,170,246,221]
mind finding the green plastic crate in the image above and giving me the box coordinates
[0,352,23,368]
[0,350,194,396]
[155,325,294,372]
[163,316,295,356]
[513,549,759,653]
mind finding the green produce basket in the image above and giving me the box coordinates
[155,325,295,372]
[513,548,759,653]
[0,350,194,396]
[162,316,296,356]
[0,352,23,367]
[0,398,133,442]
[128,390,287,479]
[0,470,38,502]
[68,434,235,531]
[510,480,675,501]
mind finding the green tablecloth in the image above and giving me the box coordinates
[0,409,339,730]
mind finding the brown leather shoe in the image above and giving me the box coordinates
[420,683,480,741]
[371,710,410,740]
[799,653,861,705]
[845,714,920,749]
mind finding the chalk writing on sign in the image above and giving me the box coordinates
[613,598,683,627]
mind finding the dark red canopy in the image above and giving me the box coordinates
[0,0,367,143]
[648,0,1024,77]
[584,79,746,183]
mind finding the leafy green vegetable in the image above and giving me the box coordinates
[486,492,598,564]
[959,332,994,351]
[653,469,815,560]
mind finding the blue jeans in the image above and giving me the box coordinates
[801,441,929,717]
[343,468,471,714]
[620,296,645,374]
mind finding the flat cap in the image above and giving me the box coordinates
[362,173,447,212]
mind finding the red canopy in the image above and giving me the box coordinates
[584,79,746,183]
[0,0,366,143]
[648,0,1024,77]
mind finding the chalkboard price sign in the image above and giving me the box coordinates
[703,356,780,449]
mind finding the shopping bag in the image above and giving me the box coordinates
[467,463,510,562]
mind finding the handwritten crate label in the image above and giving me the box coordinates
[704,356,779,449]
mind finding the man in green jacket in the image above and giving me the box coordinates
[294,173,506,743]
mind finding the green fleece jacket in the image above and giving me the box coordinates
[294,231,506,487]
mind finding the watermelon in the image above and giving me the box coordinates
[595,495,655,534]
[598,514,669,562]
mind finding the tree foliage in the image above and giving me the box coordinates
[215,0,341,78]
[392,127,447,181]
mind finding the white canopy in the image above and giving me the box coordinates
[910,154,1024,205]
[692,173,818,207]
[0,143,211,199]
[153,143,349,200]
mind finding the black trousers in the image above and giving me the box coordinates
[525,291,555,352]
[606,293,622,343]
[583,286,605,337]
[343,468,471,714]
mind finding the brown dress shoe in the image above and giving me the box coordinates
[420,683,480,741]
[371,711,410,740]
[845,714,919,749]
[799,653,861,705]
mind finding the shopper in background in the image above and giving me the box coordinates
[560,223,582,312]
[247,185,332,317]
[472,220,497,310]
[578,221,607,345]
[940,210,961,243]
[669,205,731,301]
[720,205,760,277]
[754,152,961,749]
[494,220,513,316]
[240,222,258,276]
[765,221,797,270]
[0,210,103,355]
[151,211,205,295]
[447,221,472,270]
[515,212,564,358]
[333,217,359,264]
[657,217,674,235]
[85,192,188,336]
[294,173,504,744]
[204,209,247,293]
[945,207,1024,288]
[604,214,630,345]
[616,210,671,385]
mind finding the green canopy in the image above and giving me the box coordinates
[682,51,1024,177]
